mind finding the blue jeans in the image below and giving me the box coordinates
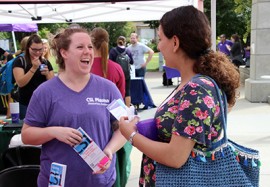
[135,67,146,78]
[19,103,27,120]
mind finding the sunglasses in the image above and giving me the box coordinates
[30,47,44,52]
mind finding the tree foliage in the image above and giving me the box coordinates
[79,22,135,48]
[204,0,251,43]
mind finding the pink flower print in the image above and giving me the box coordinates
[176,115,183,123]
[174,99,180,104]
[157,106,164,112]
[139,177,145,185]
[172,131,180,136]
[203,96,215,108]
[168,97,175,105]
[210,127,218,137]
[189,82,199,88]
[196,126,203,133]
[214,105,220,117]
[184,126,196,136]
[179,100,190,111]
[208,133,212,140]
[195,109,209,120]
[201,78,214,87]
[143,165,151,175]
[149,163,155,170]
[156,118,162,129]
[190,90,197,95]
[168,106,178,114]
[143,157,148,163]
[152,173,156,182]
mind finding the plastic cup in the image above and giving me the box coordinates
[10,102,20,124]
[136,118,158,140]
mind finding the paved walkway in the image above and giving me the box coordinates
[126,71,270,187]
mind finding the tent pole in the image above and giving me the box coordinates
[211,0,216,51]
[12,31,17,52]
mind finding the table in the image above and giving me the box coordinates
[130,78,156,110]
[0,122,22,170]
[163,66,181,85]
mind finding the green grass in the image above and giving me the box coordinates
[146,52,162,71]
[48,56,59,73]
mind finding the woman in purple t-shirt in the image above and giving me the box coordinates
[21,27,126,187]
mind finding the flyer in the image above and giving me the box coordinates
[73,127,110,172]
[48,162,67,187]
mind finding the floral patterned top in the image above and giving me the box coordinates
[139,75,224,187]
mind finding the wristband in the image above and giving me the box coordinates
[29,69,35,74]
[128,131,137,145]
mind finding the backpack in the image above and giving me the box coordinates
[114,48,131,80]
[0,53,24,95]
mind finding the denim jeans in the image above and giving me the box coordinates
[135,67,146,78]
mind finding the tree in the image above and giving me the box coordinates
[80,22,135,48]
[204,0,251,43]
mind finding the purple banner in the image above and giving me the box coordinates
[0,24,38,32]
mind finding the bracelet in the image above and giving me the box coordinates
[128,131,138,145]
[29,69,35,74]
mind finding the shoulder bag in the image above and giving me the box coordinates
[156,76,260,187]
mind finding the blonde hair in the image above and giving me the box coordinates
[42,39,51,60]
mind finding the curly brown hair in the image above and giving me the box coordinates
[160,5,240,107]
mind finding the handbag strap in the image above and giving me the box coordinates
[198,75,229,151]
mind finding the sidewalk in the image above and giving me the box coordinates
[126,71,270,187]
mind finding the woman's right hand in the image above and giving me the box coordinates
[31,57,41,70]
[50,127,83,147]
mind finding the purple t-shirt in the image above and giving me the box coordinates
[24,74,122,187]
[217,40,233,56]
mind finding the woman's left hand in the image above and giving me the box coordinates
[119,116,139,140]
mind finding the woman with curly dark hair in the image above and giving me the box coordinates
[119,5,241,187]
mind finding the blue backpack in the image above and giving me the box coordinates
[0,53,24,95]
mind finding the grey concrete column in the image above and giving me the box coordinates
[245,0,270,102]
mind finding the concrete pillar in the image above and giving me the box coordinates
[245,0,270,102]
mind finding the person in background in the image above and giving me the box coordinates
[217,34,233,56]
[21,27,126,187]
[12,34,54,120]
[226,34,245,68]
[91,27,131,187]
[14,36,30,57]
[119,5,240,186]
[244,44,251,68]
[2,54,14,119]
[90,27,125,98]
[127,33,154,78]
[42,38,51,60]
[109,36,134,107]
[0,47,9,57]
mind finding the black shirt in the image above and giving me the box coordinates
[12,56,53,106]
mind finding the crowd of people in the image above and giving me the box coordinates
[217,33,250,68]
[0,4,251,187]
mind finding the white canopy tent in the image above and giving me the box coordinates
[0,0,200,23]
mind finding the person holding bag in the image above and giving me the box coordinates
[119,5,260,187]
